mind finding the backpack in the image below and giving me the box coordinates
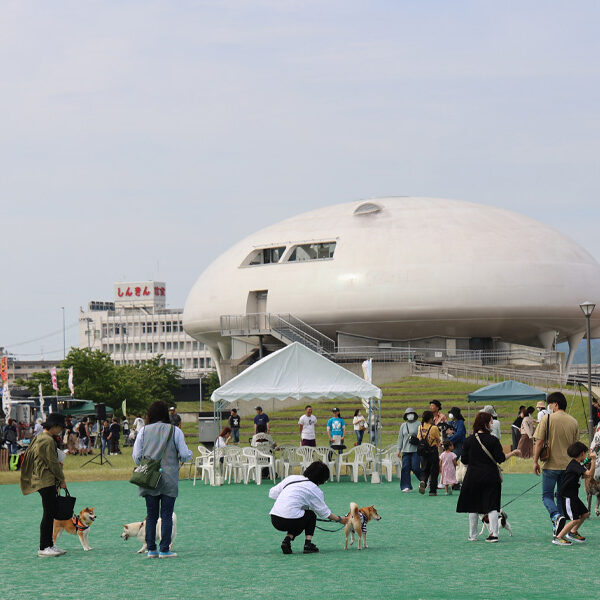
[416,426,433,457]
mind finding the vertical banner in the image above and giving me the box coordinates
[362,358,373,383]
[2,383,11,418]
[39,383,46,422]
[51,367,58,392]
[68,367,74,397]
[122,400,127,418]
[0,356,7,384]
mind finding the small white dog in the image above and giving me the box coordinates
[121,513,177,553]
[478,511,513,537]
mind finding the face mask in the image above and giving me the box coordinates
[448,413,454,420]
[407,414,416,422]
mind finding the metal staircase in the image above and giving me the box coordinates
[220,313,335,356]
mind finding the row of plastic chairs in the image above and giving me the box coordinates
[192,445,276,486]
[192,443,403,486]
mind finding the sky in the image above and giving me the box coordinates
[1,1,599,360]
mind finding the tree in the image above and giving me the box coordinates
[61,348,117,404]
[16,348,181,416]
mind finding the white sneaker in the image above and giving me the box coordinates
[38,547,61,557]
[51,545,67,555]
[401,488,412,492]
[468,536,478,541]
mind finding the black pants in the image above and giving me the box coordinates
[420,449,439,492]
[110,437,120,453]
[271,510,317,538]
[38,486,57,550]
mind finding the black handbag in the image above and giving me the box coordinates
[54,488,76,520]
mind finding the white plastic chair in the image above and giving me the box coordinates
[282,447,304,477]
[222,446,244,484]
[313,446,337,481]
[192,445,214,486]
[296,446,316,470]
[337,443,376,482]
[242,447,277,485]
[379,444,401,482]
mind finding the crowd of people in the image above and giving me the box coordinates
[15,389,599,558]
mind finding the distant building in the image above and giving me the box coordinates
[79,281,212,378]
[1,357,56,385]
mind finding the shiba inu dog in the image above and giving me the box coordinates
[53,507,97,551]
[344,503,381,550]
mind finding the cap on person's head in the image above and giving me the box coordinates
[430,400,442,410]
[480,405,497,418]
[255,406,262,411]
[43,413,66,429]
[169,406,175,411]
[332,407,340,413]
[231,408,237,413]
[536,401,546,409]
[403,407,417,420]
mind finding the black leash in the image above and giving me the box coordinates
[315,518,345,532]
[501,480,542,509]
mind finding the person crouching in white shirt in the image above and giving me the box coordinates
[269,461,348,554]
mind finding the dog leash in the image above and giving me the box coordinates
[501,481,542,509]
[315,518,345,533]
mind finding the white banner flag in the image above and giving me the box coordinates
[362,358,373,383]
[68,367,74,396]
[2,383,11,418]
[39,383,46,422]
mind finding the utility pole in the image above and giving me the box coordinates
[61,307,66,359]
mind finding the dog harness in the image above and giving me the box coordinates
[72,514,89,532]
[345,511,368,533]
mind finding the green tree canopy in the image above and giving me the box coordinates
[16,347,181,415]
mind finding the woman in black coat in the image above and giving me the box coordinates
[456,412,520,542]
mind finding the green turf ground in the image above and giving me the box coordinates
[2,474,599,600]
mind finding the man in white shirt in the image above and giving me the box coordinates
[269,461,347,554]
[298,405,317,447]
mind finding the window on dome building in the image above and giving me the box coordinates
[242,246,286,266]
[287,241,336,262]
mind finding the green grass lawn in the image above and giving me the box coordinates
[2,475,599,600]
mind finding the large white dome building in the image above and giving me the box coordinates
[183,197,600,377]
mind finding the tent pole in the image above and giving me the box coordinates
[212,400,224,486]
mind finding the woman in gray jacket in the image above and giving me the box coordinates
[397,407,421,492]
[133,401,193,558]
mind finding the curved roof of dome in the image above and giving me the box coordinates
[184,197,600,346]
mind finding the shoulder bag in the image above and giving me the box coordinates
[539,414,551,462]
[475,433,503,482]
[405,424,419,447]
[130,425,174,489]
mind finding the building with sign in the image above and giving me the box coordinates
[79,281,212,378]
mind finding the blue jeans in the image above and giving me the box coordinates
[400,452,421,490]
[542,469,564,521]
[101,439,108,456]
[145,494,176,552]
[232,428,240,443]
[355,430,364,445]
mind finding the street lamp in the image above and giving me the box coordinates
[579,301,596,442]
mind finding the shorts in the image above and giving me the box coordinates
[560,495,588,520]
[78,437,89,449]
[301,439,316,447]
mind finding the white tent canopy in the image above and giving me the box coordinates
[211,342,382,404]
